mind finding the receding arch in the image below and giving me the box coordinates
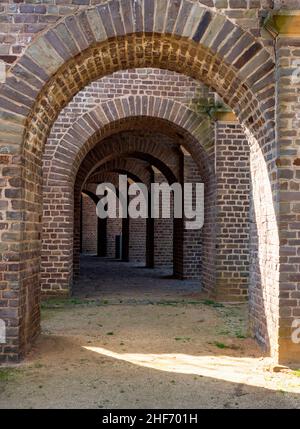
[81,164,149,262]
[89,158,152,188]
[45,95,214,188]
[78,146,180,190]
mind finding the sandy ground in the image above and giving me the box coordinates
[0,257,299,409]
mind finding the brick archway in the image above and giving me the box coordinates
[84,157,176,271]
[75,150,179,279]
[43,119,210,291]
[0,1,286,363]
[82,164,149,263]
[42,104,215,292]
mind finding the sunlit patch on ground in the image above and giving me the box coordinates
[84,346,300,394]
[0,259,299,409]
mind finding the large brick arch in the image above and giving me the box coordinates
[41,103,213,296]
[2,0,274,160]
[0,1,283,363]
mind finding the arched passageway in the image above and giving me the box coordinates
[0,1,298,366]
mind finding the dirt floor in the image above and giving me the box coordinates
[0,257,299,409]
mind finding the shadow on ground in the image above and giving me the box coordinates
[0,257,299,409]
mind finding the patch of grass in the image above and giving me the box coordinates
[0,368,21,382]
[292,369,300,377]
[156,300,182,306]
[202,299,224,308]
[185,300,204,305]
[235,331,247,339]
[214,341,228,349]
[69,298,87,305]
[106,332,114,336]
[214,341,241,350]
[174,337,191,342]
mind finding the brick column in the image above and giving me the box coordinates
[97,218,107,257]
[271,12,300,363]
[42,182,73,296]
[178,148,202,280]
[81,194,97,254]
[153,169,174,269]
[146,170,155,269]
[214,117,250,302]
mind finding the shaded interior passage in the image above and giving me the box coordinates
[74,255,201,301]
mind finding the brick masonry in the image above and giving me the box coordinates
[215,122,250,301]
[0,1,299,365]
[81,193,97,254]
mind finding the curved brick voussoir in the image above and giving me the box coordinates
[46,95,213,189]
[75,131,182,192]
[87,157,152,188]
[0,0,274,163]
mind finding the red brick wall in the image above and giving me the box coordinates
[215,122,250,301]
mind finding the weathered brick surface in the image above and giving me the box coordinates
[153,170,174,269]
[0,0,273,70]
[81,193,97,255]
[215,122,250,302]
[275,36,300,363]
